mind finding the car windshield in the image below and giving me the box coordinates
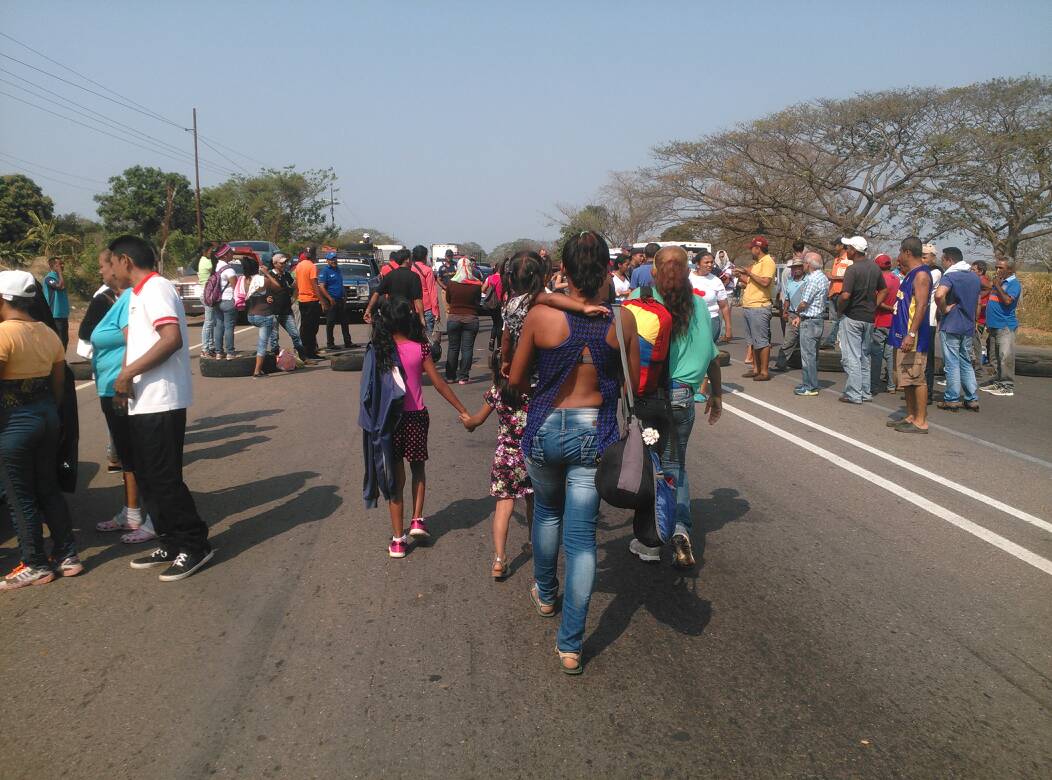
[341,263,372,279]
[230,241,272,252]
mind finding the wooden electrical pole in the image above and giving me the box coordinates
[192,107,203,243]
[330,183,335,226]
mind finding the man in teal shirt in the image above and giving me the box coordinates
[43,256,70,349]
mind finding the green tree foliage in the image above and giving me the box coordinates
[458,241,487,261]
[0,174,54,251]
[20,212,80,258]
[203,167,337,245]
[488,238,550,262]
[53,212,101,240]
[204,197,257,243]
[95,166,195,237]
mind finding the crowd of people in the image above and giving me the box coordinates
[0,225,1026,676]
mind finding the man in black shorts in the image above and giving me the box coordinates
[363,248,424,326]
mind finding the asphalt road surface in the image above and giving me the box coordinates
[2,310,1051,779]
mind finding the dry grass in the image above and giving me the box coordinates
[1018,272,1052,333]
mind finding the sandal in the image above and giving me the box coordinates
[492,556,508,579]
[530,584,555,617]
[556,645,583,675]
[96,511,132,532]
[742,370,758,378]
[120,526,158,544]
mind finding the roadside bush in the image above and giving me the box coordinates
[1018,272,1052,332]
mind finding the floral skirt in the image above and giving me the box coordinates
[490,442,532,499]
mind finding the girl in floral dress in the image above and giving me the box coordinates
[463,354,533,579]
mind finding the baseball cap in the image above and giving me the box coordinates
[748,236,769,250]
[325,251,337,260]
[841,236,868,252]
[922,243,937,256]
[874,253,893,270]
[0,269,37,301]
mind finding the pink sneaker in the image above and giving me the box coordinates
[408,518,430,539]
[388,537,407,558]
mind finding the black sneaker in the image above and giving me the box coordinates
[130,547,176,569]
[158,548,215,582]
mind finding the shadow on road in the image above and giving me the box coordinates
[183,435,271,465]
[427,495,495,544]
[584,488,750,661]
[187,409,282,431]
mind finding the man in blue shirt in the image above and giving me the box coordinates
[935,247,981,411]
[773,258,806,372]
[792,252,830,396]
[630,242,660,288]
[318,252,354,350]
[43,256,70,349]
[981,257,1022,397]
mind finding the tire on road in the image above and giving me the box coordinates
[69,361,93,381]
[330,349,367,372]
[1015,348,1052,378]
[199,353,276,378]
[717,349,730,367]
[818,349,845,373]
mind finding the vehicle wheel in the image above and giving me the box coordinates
[1015,348,1052,378]
[69,361,93,381]
[717,349,730,367]
[330,348,367,372]
[199,353,275,377]
[430,340,442,362]
[818,349,845,373]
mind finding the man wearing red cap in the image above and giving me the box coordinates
[737,236,776,380]
[870,253,900,395]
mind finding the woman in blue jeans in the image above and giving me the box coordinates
[510,232,639,674]
[627,247,723,570]
[0,270,79,590]
[244,257,279,378]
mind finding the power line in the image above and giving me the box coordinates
[0,89,230,175]
[0,32,271,172]
[0,151,109,185]
[0,71,238,177]
[197,136,250,175]
[0,157,100,192]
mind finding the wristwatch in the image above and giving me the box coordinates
[908,331,917,337]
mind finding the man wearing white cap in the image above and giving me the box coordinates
[836,236,887,404]
[922,243,942,401]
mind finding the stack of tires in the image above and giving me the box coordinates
[199,353,278,378]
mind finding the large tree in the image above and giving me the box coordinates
[457,241,488,261]
[0,174,54,250]
[203,167,337,244]
[95,166,195,238]
[651,86,954,252]
[925,77,1052,259]
[488,238,550,262]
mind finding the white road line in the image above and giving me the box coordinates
[727,355,1052,470]
[722,401,1052,577]
[729,389,1052,534]
[74,327,253,394]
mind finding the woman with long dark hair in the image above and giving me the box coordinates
[509,231,640,675]
[627,246,723,569]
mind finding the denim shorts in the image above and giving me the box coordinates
[742,307,772,348]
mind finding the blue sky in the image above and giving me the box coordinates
[2,0,1050,250]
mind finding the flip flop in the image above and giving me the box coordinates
[120,526,158,544]
[894,422,929,434]
[530,584,556,617]
[742,370,758,378]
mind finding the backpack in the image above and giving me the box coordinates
[233,275,249,310]
[202,261,228,307]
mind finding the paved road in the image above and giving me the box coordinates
[2,311,1051,778]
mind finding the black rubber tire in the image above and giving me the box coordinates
[818,349,845,373]
[717,349,730,367]
[430,340,442,362]
[1015,348,1052,378]
[199,353,276,378]
[330,349,367,372]
[69,361,93,381]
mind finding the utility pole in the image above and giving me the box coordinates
[330,183,335,226]
[192,107,203,244]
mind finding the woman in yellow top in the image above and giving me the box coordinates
[0,270,80,591]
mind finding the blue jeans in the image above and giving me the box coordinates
[215,300,237,355]
[270,313,303,353]
[941,332,978,402]
[870,326,895,392]
[840,317,874,402]
[248,314,276,357]
[526,408,601,654]
[709,315,722,343]
[423,310,436,338]
[822,298,841,346]
[0,399,76,567]
[201,303,215,353]
[799,317,823,391]
[445,317,479,381]
[663,386,696,537]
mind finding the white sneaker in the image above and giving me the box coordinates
[629,538,661,563]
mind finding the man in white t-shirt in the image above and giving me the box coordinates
[922,242,942,401]
[689,250,732,342]
[110,235,213,582]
